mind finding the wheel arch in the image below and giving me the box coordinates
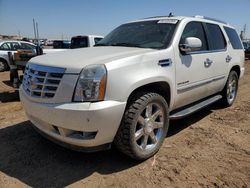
[126,81,171,107]
[230,65,241,78]
[0,57,8,64]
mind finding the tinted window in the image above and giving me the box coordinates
[224,27,243,49]
[63,41,71,49]
[94,37,103,44]
[20,43,35,50]
[71,37,88,49]
[180,22,208,51]
[206,23,226,50]
[11,42,21,50]
[97,21,177,49]
[53,41,63,49]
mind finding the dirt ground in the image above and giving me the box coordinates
[0,61,249,188]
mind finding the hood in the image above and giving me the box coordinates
[29,47,155,73]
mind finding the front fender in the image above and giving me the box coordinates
[105,49,175,109]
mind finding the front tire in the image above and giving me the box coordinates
[114,93,169,160]
[0,59,8,72]
[221,71,238,107]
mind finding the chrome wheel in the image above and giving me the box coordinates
[115,93,168,160]
[0,61,6,72]
[227,73,237,104]
[134,102,165,151]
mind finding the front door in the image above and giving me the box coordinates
[174,21,214,109]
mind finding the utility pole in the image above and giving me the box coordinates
[243,24,247,40]
[36,22,40,45]
[243,24,246,34]
[33,18,37,43]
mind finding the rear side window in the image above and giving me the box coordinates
[224,27,243,49]
[206,23,226,50]
[20,43,35,50]
[71,37,88,49]
[180,22,208,51]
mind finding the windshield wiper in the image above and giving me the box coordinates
[94,43,110,47]
[95,42,144,48]
[110,42,142,48]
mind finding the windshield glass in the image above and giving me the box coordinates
[71,37,88,49]
[96,20,177,49]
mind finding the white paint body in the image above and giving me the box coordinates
[20,16,245,149]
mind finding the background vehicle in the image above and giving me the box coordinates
[0,40,36,71]
[20,16,245,160]
[70,35,104,49]
[45,40,54,46]
[53,40,71,49]
[243,42,250,59]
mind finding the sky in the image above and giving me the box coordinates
[0,0,250,39]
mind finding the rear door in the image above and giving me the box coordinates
[20,42,37,55]
[203,23,228,93]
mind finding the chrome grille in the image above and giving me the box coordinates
[22,63,65,98]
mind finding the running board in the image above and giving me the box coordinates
[169,95,222,120]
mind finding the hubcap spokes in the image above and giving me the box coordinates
[227,75,237,103]
[0,62,4,70]
[135,103,164,151]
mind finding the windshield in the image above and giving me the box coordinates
[95,20,177,49]
[71,37,88,49]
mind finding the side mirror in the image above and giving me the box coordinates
[179,37,202,53]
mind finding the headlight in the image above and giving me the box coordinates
[73,64,107,102]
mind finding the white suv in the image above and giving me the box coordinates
[20,16,245,160]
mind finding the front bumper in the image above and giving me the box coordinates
[20,88,126,149]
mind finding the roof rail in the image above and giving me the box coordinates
[194,15,227,24]
[143,15,169,19]
[144,13,175,19]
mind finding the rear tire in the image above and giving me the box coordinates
[221,71,238,107]
[114,93,169,160]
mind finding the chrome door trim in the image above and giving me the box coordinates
[177,75,225,93]
[184,49,227,55]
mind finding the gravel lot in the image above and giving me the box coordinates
[0,61,249,188]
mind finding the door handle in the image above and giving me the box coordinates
[204,58,213,67]
[226,55,232,63]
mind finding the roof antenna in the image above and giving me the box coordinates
[168,12,174,17]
